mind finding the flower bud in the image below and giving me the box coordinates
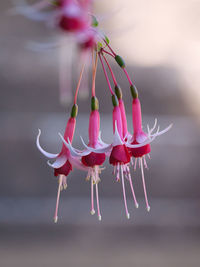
[115,55,125,68]
[91,96,99,111]
[130,84,138,99]
[71,104,78,118]
[115,85,122,100]
[112,94,119,107]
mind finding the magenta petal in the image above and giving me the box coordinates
[82,152,106,167]
[109,145,130,165]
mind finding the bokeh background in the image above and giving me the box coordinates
[1,0,200,266]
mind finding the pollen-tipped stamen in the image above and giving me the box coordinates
[95,183,101,221]
[140,158,150,212]
[54,174,65,223]
[126,165,139,208]
[121,165,130,219]
[90,177,95,215]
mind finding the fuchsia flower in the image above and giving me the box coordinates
[60,99,106,220]
[124,85,172,211]
[59,54,106,220]
[37,104,88,222]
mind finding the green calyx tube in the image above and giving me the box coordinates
[71,104,78,118]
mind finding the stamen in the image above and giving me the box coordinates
[148,154,151,159]
[116,163,120,182]
[143,156,148,169]
[140,158,150,212]
[90,176,95,215]
[54,174,64,223]
[95,183,101,221]
[134,158,137,171]
[126,165,139,208]
[131,157,134,166]
[86,170,91,181]
[121,165,130,219]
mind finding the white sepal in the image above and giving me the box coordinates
[113,121,123,146]
[36,129,59,159]
[59,133,90,157]
[80,136,111,154]
[47,156,67,169]
[151,124,173,137]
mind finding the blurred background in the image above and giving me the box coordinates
[0,0,200,266]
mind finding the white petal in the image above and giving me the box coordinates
[151,124,173,137]
[47,156,67,169]
[36,129,59,158]
[113,120,123,146]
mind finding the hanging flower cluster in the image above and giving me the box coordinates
[18,0,172,222]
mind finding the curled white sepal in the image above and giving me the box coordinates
[151,124,173,137]
[36,129,59,158]
[126,135,156,148]
[98,131,109,147]
[47,156,67,169]
[59,133,90,157]
[80,136,111,154]
[147,118,157,135]
[113,121,123,146]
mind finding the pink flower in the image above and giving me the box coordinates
[60,97,106,220]
[36,104,87,222]
[126,95,172,211]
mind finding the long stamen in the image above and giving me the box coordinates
[121,165,130,219]
[95,183,101,221]
[98,52,114,95]
[134,158,137,171]
[143,156,148,169]
[90,176,95,215]
[140,157,150,212]
[130,157,134,166]
[126,165,139,208]
[116,163,120,181]
[54,174,64,223]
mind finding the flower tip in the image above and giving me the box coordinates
[90,209,95,215]
[98,215,102,221]
[135,203,139,209]
[126,213,130,219]
[147,206,151,212]
[54,216,58,223]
